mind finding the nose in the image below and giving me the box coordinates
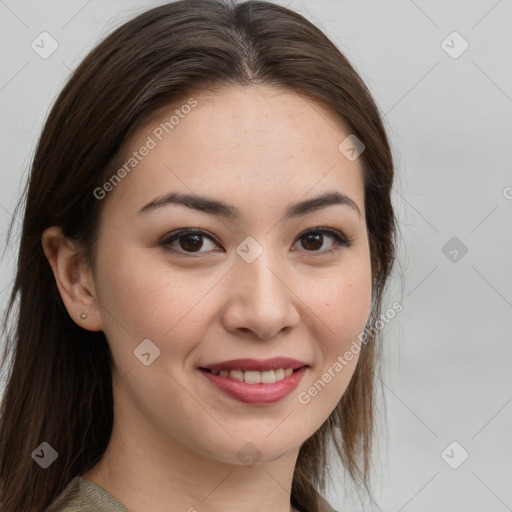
[221,250,300,340]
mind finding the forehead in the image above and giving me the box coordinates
[100,85,366,223]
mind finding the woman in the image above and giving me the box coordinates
[0,1,396,511]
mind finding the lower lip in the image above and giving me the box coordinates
[199,367,307,405]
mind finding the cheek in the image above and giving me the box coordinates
[296,266,371,427]
[311,259,373,347]
[94,242,201,344]
[325,284,372,344]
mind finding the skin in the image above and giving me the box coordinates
[42,85,373,512]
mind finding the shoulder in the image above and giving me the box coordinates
[46,476,130,512]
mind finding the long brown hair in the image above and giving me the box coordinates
[0,1,396,511]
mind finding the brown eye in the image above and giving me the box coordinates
[160,227,351,258]
[292,228,351,254]
[161,229,219,256]
[300,232,324,251]
[178,234,204,252]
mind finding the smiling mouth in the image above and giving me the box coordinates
[200,367,303,384]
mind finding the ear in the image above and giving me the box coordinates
[41,226,102,331]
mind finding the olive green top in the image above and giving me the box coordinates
[46,476,129,512]
[46,475,337,512]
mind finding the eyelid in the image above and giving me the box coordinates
[159,226,352,257]
[159,228,220,256]
[293,227,352,254]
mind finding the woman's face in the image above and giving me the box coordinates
[91,85,372,465]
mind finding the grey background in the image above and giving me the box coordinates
[1,1,511,511]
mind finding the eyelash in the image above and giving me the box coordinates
[159,227,352,258]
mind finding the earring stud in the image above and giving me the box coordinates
[81,312,88,320]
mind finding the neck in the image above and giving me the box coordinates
[82,394,302,512]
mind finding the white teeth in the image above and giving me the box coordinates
[210,368,296,383]
[260,370,276,384]
[230,370,244,382]
[244,371,261,384]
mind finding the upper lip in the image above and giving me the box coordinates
[200,357,308,372]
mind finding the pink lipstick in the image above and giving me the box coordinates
[198,357,308,405]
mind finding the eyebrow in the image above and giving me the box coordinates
[136,190,361,220]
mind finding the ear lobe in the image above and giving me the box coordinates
[41,226,102,331]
